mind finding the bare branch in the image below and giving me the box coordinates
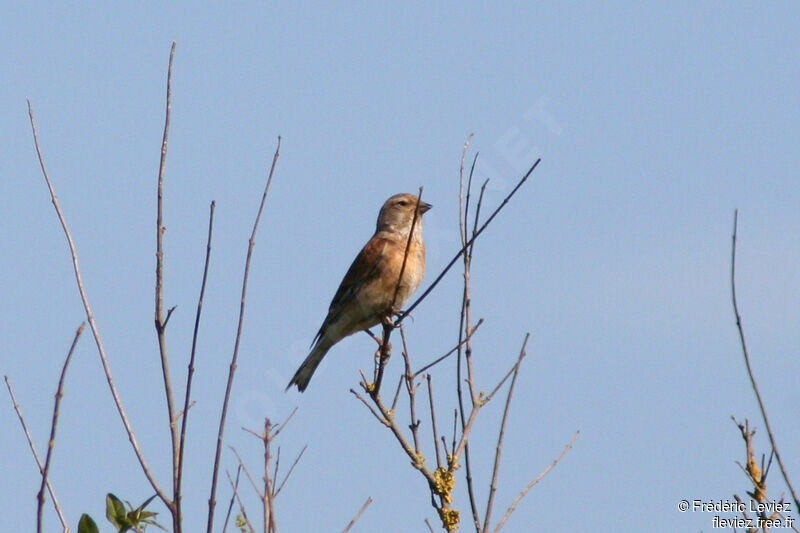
[484,335,529,404]
[275,445,307,496]
[457,147,485,533]
[399,158,541,322]
[350,388,388,426]
[732,417,767,501]
[226,469,256,533]
[351,388,436,488]
[730,210,799,510]
[6,376,70,533]
[492,431,579,533]
[27,100,169,506]
[426,375,442,469]
[222,466,242,533]
[400,328,422,455]
[341,497,373,533]
[207,137,281,533]
[177,200,215,516]
[230,446,264,499]
[263,419,277,533]
[413,318,484,376]
[458,133,475,247]
[37,323,84,533]
[150,41,182,532]
[391,187,425,311]
[482,332,527,533]
[390,374,404,413]
[272,407,299,439]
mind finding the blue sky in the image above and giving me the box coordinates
[3,3,799,532]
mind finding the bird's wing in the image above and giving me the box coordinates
[311,236,391,345]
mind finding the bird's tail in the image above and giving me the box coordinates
[286,337,333,392]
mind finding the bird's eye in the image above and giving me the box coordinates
[398,200,408,206]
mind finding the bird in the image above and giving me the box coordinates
[287,193,431,392]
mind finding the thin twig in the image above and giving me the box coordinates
[462,173,486,409]
[351,388,437,488]
[207,137,281,533]
[452,336,528,463]
[492,431,579,533]
[400,327,422,455]
[27,100,170,506]
[457,146,482,532]
[424,518,436,533]
[390,375,404,412]
[37,324,84,533]
[177,200,215,518]
[230,447,264,499]
[151,42,182,532]
[351,388,388,425]
[263,419,277,533]
[399,159,540,322]
[426,375,442,469]
[458,134,474,248]
[730,210,799,510]
[413,318,484,376]
[732,417,767,501]
[272,407,299,438]
[341,497,373,533]
[391,186,425,311]
[275,445,307,496]
[482,333,528,533]
[451,409,457,456]
[272,447,281,495]
[222,466,242,533]
[484,339,528,404]
[5,377,70,533]
[226,470,256,533]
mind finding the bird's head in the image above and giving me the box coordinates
[376,193,432,235]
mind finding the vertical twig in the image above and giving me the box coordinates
[426,375,442,469]
[176,200,215,520]
[482,333,528,533]
[207,137,281,533]
[730,210,799,510]
[27,101,169,506]
[263,420,277,533]
[342,497,373,533]
[151,41,182,532]
[6,377,70,533]
[457,142,481,532]
[37,323,85,533]
[400,328,422,455]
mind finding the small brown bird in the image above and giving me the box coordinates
[287,193,431,392]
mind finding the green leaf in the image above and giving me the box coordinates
[106,493,133,532]
[138,494,158,511]
[78,514,100,533]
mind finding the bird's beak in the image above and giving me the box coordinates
[418,201,432,214]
